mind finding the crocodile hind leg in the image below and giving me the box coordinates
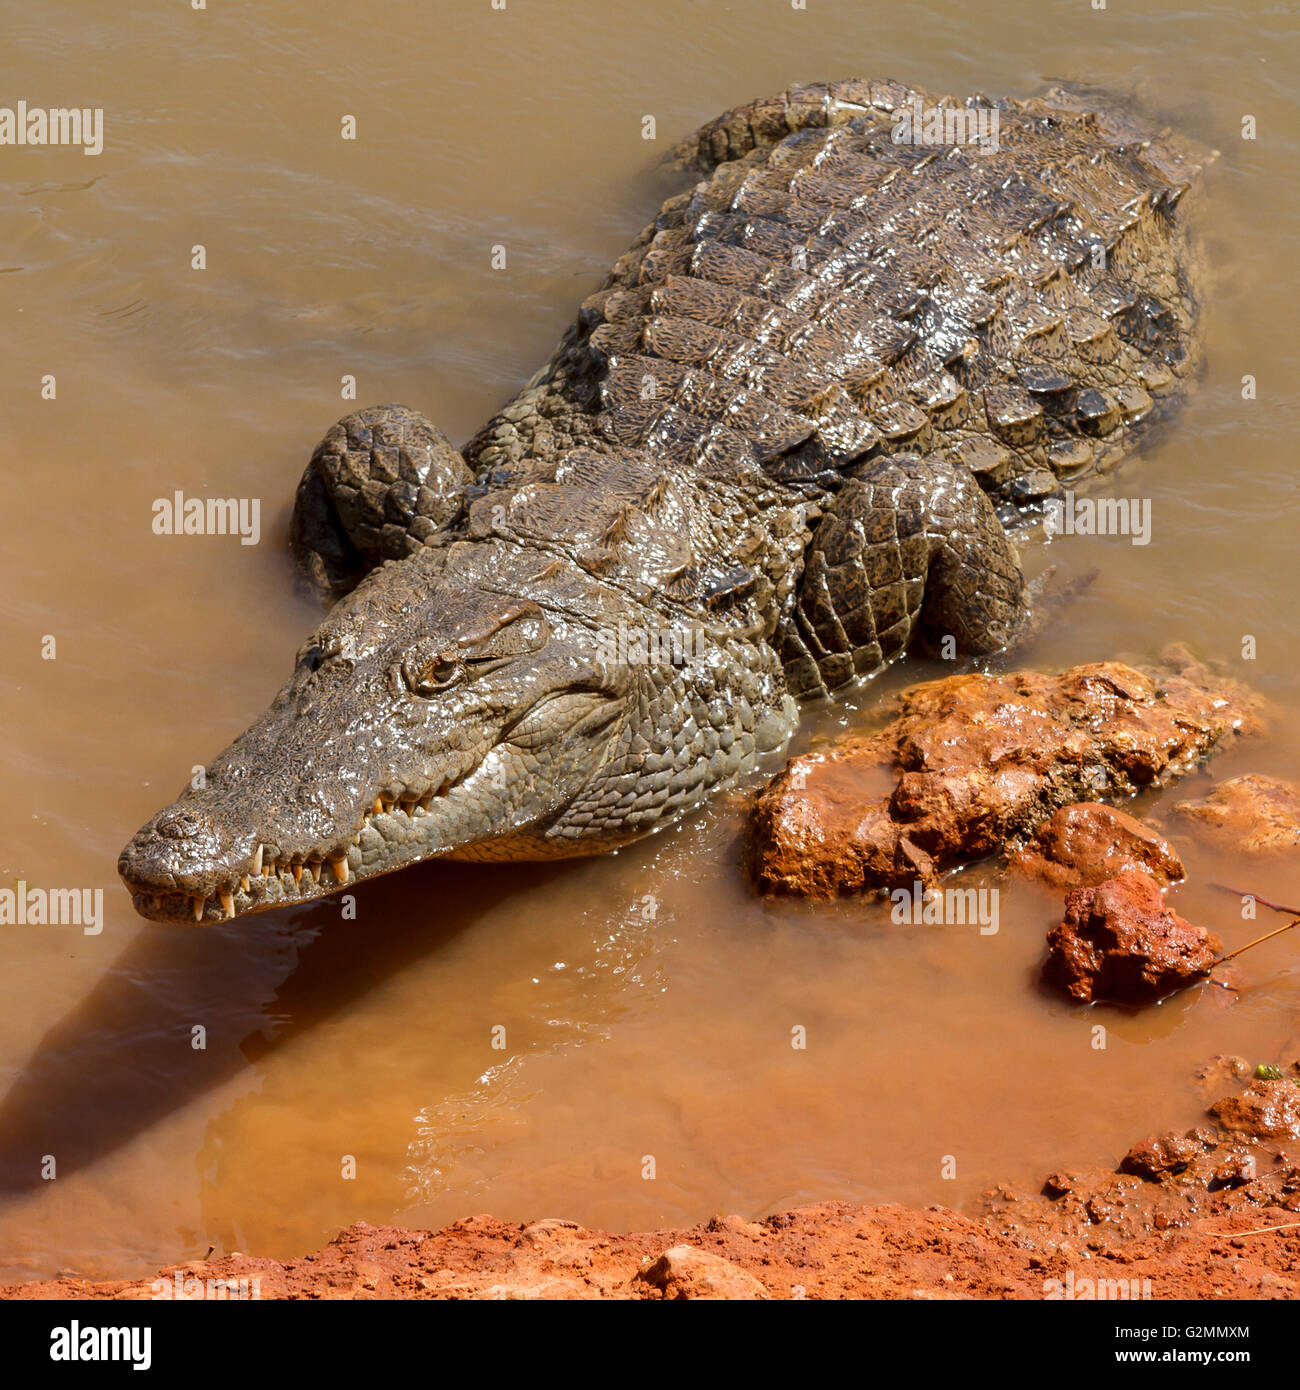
[290,403,474,602]
[779,454,1027,700]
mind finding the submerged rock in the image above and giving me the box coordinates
[1172,774,1300,854]
[751,648,1258,898]
[1120,1130,1212,1182]
[1044,870,1223,1003]
[1010,802,1184,891]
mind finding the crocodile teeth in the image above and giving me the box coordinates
[240,875,250,893]
[251,843,263,875]
[192,896,205,922]
[219,889,234,919]
[291,863,303,884]
[373,796,384,816]
[308,861,321,884]
[328,854,349,885]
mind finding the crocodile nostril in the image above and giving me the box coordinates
[155,810,205,841]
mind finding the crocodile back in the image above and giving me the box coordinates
[467,80,1207,513]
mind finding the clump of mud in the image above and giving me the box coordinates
[751,646,1259,897]
[1009,801,1184,891]
[1044,869,1222,1003]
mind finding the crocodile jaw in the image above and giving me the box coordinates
[117,558,633,923]
[119,729,618,924]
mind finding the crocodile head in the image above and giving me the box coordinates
[118,547,641,923]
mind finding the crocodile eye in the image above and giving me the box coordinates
[405,655,463,696]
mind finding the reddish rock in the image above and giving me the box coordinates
[1121,1131,1210,1182]
[1209,1079,1300,1141]
[1044,870,1223,1003]
[1010,802,1184,891]
[751,648,1258,898]
[514,1219,589,1248]
[634,1244,770,1300]
[1042,1171,1082,1198]
[1212,1153,1257,1190]
[1172,774,1300,854]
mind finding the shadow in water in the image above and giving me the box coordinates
[0,857,568,1195]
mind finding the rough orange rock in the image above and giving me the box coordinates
[1010,801,1185,891]
[751,648,1258,898]
[1044,870,1223,1003]
[1172,774,1300,854]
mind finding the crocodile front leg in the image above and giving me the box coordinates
[780,454,1027,699]
[290,403,474,602]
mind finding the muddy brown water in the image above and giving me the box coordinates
[0,1,1297,1280]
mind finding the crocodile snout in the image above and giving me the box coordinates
[118,804,242,896]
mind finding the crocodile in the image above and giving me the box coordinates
[118,78,1208,924]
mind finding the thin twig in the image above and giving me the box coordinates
[1211,883,1300,917]
[1218,1220,1300,1239]
[1208,914,1300,969]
